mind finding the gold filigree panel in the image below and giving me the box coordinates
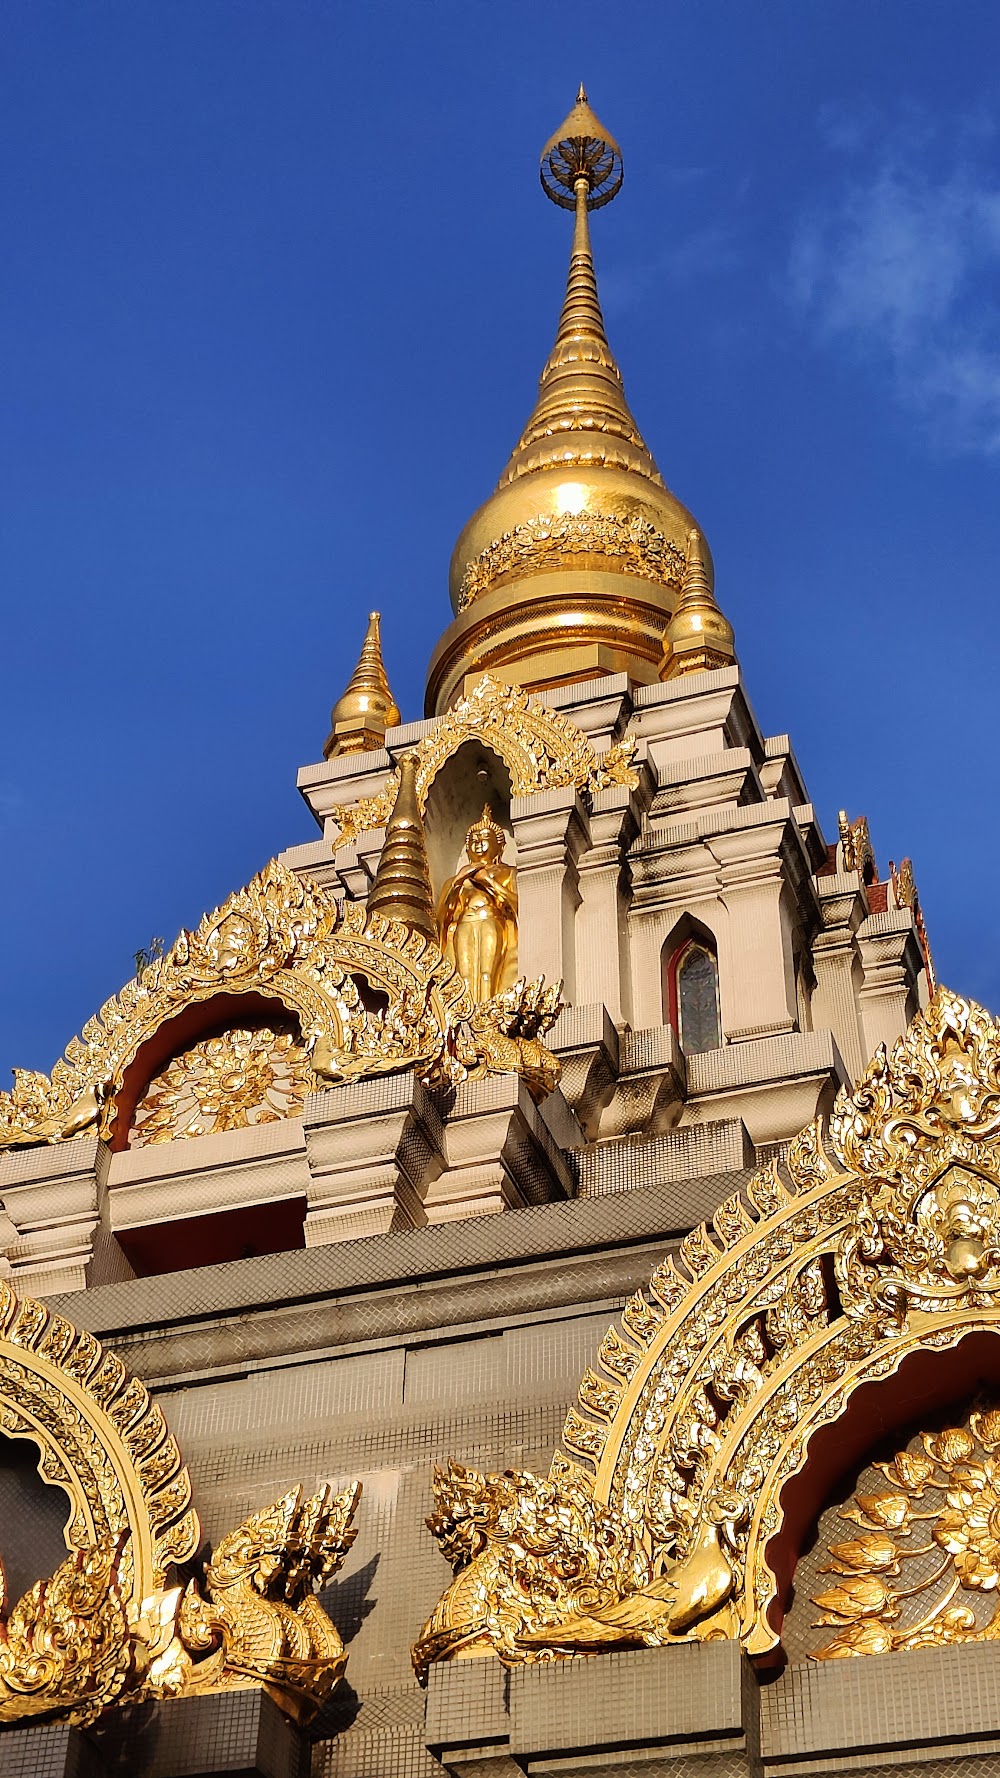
[458,513,685,610]
[0,859,562,1152]
[131,1024,311,1146]
[331,675,638,848]
[806,1403,1000,1658]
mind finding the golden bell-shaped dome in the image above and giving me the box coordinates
[426,90,712,715]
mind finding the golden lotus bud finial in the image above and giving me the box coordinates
[366,752,436,940]
[324,611,401,759]
[658,529,736,680]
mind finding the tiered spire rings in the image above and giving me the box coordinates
[325,611,401,758]
[428,90,716,711]
[365,752,437,940]
[659,530,736,679]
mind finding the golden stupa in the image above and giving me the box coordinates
[426,89,712,713]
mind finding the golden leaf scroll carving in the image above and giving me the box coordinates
[414,988,1000,1677]
[331,675,638,848]
[0,859,563,1152]
[809,1406,1000,1658]
[0,1277,361,1726]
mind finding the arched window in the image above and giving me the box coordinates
[663,937,721,1055]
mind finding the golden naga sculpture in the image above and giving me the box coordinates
[0,1276,361,1726]
[331,674,637,849]
[414,987,1000,1677]
[439,807,518,1002]
[0,853,563,1153]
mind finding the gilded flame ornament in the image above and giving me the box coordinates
[414,988,1000,1678]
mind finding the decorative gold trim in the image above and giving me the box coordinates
[458,514,685,610]
[0,1277,199,1596]
[415,988,1000,1675]
[332,675,638,848]
[0,858,562,1152]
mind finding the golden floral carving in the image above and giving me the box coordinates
[132,1024,309,1145]
[810,1406,1000,1658]
[416,988,1000,1676]
[457,512,686,610]
[331,675,638,848]
[0,859,562,1152]
[131,1025,312,1145]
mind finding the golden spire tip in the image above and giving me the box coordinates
[540,88,622,212]
[659,530,736,681]
[324,610,401,760]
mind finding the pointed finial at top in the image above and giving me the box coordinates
[658,530,736,681]
[540,88,623,211]
[366,752,436,940]
[324,610,401,759]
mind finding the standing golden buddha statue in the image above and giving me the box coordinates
[438,808,518,1002]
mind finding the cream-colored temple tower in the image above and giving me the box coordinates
[1,92,991,1778]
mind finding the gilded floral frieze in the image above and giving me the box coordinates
[457,512,686,610]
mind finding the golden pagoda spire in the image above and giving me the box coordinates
[659,529,736,680]
[324,611,401,759]
[498,89,659,489]
[428,90,710,714]
[365,752,436,940]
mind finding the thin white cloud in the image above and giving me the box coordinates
[790,130,1000,455]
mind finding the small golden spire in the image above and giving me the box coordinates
[324,611,401,759]
[366,752,436,940]
[659,530,736,680]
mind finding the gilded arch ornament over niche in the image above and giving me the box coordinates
[414,987,1000,1676]
[0,857,562,1152]
[0,1278,362,1725]
[330,674,638,848]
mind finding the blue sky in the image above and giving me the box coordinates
[2,0,999,1076]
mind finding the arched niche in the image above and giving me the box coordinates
[110,989,311,1151]
[422,739,515,903]
[660,916,722,1054]
[0,1279,199,1605]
